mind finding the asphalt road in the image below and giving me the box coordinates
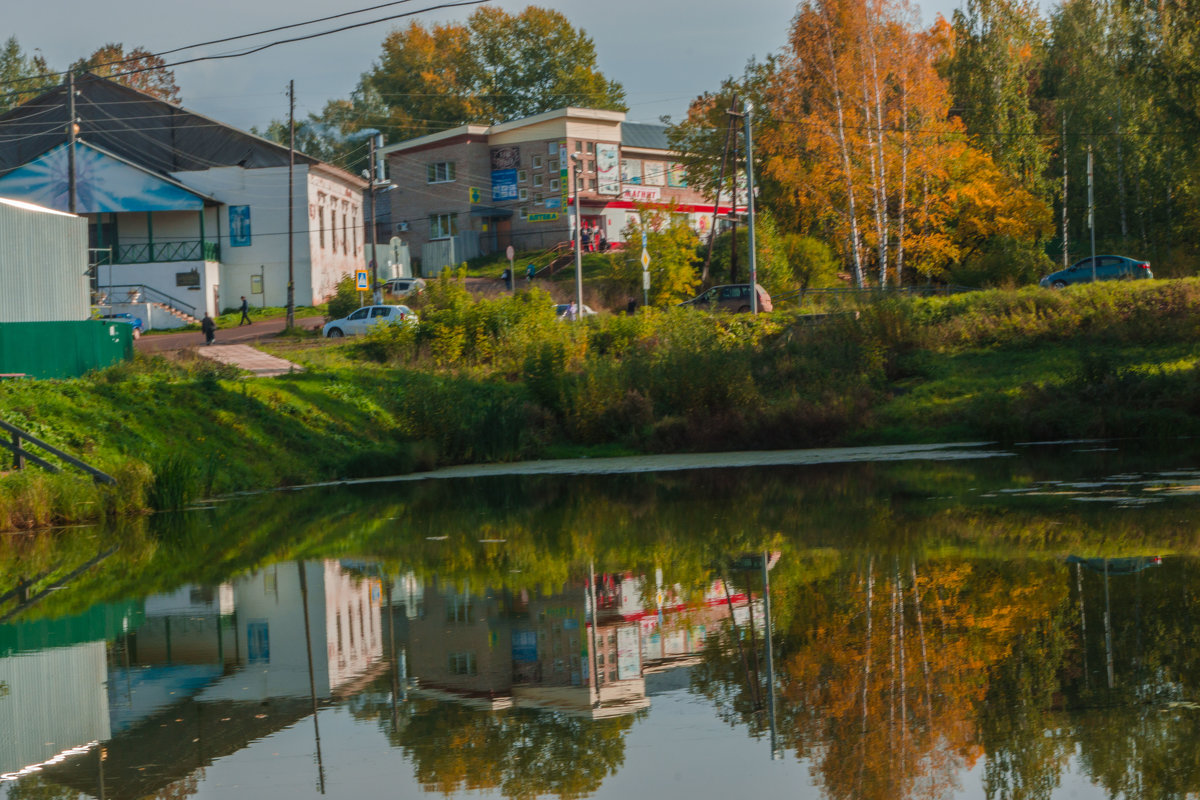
[134,316,325,353]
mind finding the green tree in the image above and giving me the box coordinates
[268,6,626,166]
[784,234,841,291]
[612,205,701,306]
[0,37,55,115]
[706,212,794,298]
[949,0,1049,188]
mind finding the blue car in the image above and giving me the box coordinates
[99,312,144,338]
[1040,255,1152,288]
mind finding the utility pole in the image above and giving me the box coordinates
[367,132,380,300]
[286,80,296,329]
[67,72,77,214]
[702,113,736,285]
[1088,144,1096,283]
[571,153,584,316]
[728,96,739,284]
[744,101,759,314]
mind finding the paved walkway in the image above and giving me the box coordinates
[134,316,324,353]
[198,344,303,377]
[133,315,322,377]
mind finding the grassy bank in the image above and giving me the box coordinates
[3,275,1200,530]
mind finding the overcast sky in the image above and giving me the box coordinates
[7,0,965,136]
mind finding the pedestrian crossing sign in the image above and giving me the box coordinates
[355,269,369,291]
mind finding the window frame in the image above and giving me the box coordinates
[426,161,457,184]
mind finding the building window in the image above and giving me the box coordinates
[533,174,543,188]
[426,162,456,183]
[518,170,528,183]
[549,178,560,192]
[518,206,528,219]
[587,178,597,190]
[447,596,474,623]
[429,213,458,239]
[533,192,543,205]
[549,158,559,172]
[574,141,583,152]
[449,652,477,675]
[342,212,348,254]
[518,187,528,201]
[319,206,326,248]
[586,142,594,154]
[532,155,544,169]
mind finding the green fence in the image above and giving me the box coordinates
[0,320,133,379]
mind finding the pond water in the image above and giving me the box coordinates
[3,441,1200,800]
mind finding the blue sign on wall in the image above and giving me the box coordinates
[512,629,538,662]
[491,169,518,202]
[229,205,251,246]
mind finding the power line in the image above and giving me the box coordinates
[0,0,487,105]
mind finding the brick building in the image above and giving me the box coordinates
[378,107,738,274]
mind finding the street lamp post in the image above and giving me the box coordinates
[571,153,584,317]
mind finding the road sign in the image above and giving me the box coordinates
[640,249,650,269]
[469,186,482,204]
[642,270,651,290]
[506,245,515,261]
[355,269,369,291]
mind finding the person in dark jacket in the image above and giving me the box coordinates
[201,313,216,345]
[239,296,251,325]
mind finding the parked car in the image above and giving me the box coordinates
[679,283,773,312]
[382,277,426,297]
[323,304,417,338]
[99,312,144,339]
[1040,256,1152,288]
[554,303,597,320]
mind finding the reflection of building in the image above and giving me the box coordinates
[389,569,758,719]
[2,560,382,798]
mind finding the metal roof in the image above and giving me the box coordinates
[621,122,671,151]
[0,74,331,179]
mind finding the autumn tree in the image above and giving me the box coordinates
[273,6,626,170]
[70,43,180,103]
[0,37,55,115]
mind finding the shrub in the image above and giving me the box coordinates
[327,276,361,320]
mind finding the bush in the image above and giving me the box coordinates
[327,276,362,321]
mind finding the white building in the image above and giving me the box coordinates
[0,74,367,319]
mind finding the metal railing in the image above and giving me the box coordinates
[113,240,220,264]
[0,419,116,484]
[95,283,198,318]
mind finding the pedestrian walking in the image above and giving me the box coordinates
[526,262,536,283]
[597,231,608,252]
[238,295,251,325]
[581,228,592,253]
[201,312,216,345]
[501,267,513,291]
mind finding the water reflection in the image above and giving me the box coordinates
[1,445,1200,799]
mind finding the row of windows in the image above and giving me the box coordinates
[317,206,357,255]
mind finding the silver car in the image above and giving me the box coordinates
[323,304,418,338]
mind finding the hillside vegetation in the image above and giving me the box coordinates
[3,274,1200,530]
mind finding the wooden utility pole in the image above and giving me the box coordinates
[1062,112,1068,268]
[729,96,740,284]
[67,72,77,214]
[286,80,296,329]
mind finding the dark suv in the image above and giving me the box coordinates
[679,283,773,312]
[1039,256,1152,288]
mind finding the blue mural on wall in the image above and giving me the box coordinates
[229,205,251,246]
[0,141,205,213]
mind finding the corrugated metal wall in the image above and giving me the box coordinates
[0,201,90,322]
[0,320,132,379]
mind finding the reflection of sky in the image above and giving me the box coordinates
[152,688,1125,800]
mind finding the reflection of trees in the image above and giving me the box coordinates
[694,556,1070,800]
[348,678,637,800]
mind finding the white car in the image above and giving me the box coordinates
[323,304,418,338]
[383,277,426,297]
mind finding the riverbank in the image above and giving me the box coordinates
[3,276,1200,530]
